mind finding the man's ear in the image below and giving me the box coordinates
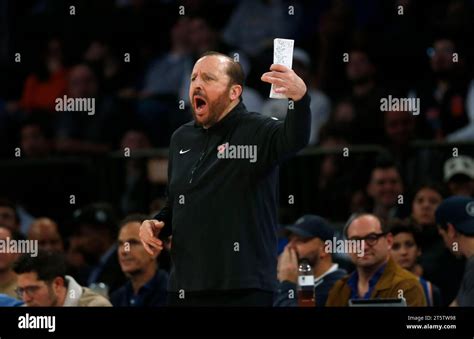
[229,84,242,101]
[386,232,393,249]
[447,223,457,239]
[52,276,65,293]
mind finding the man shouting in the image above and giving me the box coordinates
[139,51,310,306]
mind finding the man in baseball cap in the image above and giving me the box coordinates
[274,215,347,307]
[435,196,474,306]
[443,156,474,197]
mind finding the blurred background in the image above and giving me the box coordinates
[0,1,474,293]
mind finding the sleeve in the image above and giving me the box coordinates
[325,280,344,307]
[152,146,174,240]
[273,281,298,307]
[456,265,474,306]
[253,93,311,175]
[398,280,427,307]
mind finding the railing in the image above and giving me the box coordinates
[1,141,473,230]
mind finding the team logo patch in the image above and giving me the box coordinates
[466,201,474,216]
[217,142,229,154]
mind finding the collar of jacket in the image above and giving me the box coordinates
[193,100,247,132]
[343,256,396,293]
[63,275,84,306]
[371,256,398,292]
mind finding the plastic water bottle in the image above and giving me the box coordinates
[297,259,315,307]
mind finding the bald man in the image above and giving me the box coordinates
[140,51,310,306]
[28,218,64,253]
[326,214,426,306]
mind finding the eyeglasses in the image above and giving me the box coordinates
[15,285,42,299]
[348,232,387,246]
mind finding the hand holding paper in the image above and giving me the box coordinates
[262,38,307,101]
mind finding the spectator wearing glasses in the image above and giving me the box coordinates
[326,213,426,306]
[13,250,111,307]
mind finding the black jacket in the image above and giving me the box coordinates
[155,95,311,292]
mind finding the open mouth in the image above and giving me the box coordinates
[194,96,208,114]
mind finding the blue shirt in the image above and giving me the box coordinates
[110,269,169,307]
[347,263,387,300]
[0,294,23,307]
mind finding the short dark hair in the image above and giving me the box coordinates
[14,250,67,282]
[412,182,446,202]
[20,116,53,139]
[373,155,398,172]
[119,213,149,230]
[0,198,20,225]
[388,219,422,247]
[199,51,245,88]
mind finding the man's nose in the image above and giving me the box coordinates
[119,246,128,257]
[22,293,33,303]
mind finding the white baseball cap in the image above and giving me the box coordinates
[443,155,474,182]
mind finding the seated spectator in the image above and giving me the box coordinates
[111,214,168,307]
[139,17,193,101]
[411,37,470,140]
[66,203,126,295]
[382,108,434,189]
[19,118,53,158]
[0,198,20,234]
[410,183,443,228]
[274,215,347,307]
[344,47,386,144]
[83,38,133,96]
[222,0,299,57]
[0,227,19,299]
[56,63,127,154]
[14,251,111,307]
[326,214,426,306]
[389,219,442,306]
[0,198,34,236]
[118,128,154,215]
[383,109,415,153]
[28,218,64,253]
[443,156,474,197]
[366,157,407,223]
[18,38,68,113]
[410,183,465,305]
[436,196,474,306]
